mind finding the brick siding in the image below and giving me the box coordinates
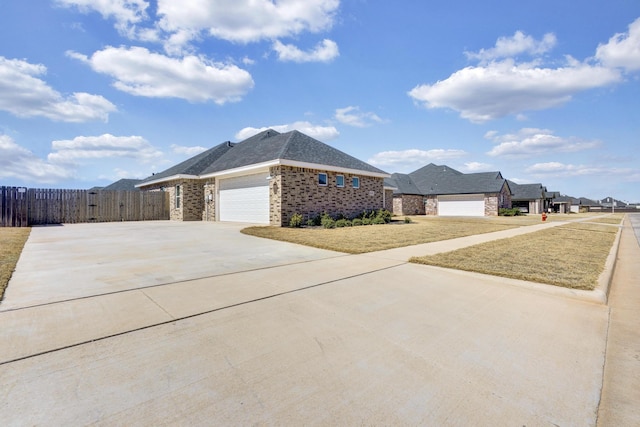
[271,165,385,226]
[392,194,425,215]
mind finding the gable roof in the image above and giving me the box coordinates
[138,141,235,186]
[387,163,508,196]
[200,129,387,177]
[138,129,387,187]
[507,181,546,201]
[102,178,142,191]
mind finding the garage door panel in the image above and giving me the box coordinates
[219,173,270,224]
[438,194,485,216]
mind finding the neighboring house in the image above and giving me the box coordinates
[551,195,600,213]
[137,129,389,226]
[507,181,549,214]
[599,197,627,210]
[384,163,511,217]
[102,179,142,191]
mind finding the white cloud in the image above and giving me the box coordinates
[525,162,633,178]
[596,17,640,72]
[156,0,339,46]
[68,46,254,103]
[0,134,74,183]
[171,144,207,156]
[48,134,162,164]
[368,148,467,171]
[235,121,339,141]
[465,31,557,63]
[335,106,386,127]
[0,56,116,122]
[463,161,493,172]
[55,0,149,38]
[409,58,621,123]
[485,128,601,157]
[273,39,339,63]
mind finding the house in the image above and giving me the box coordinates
[384,163,511,216]
[550,195,600,213]
[102,178,142,191]
[507,181,550,214]
[137,129,390,226]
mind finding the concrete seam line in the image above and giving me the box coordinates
[595,306,613,424]
[0,263,405,366]
[0,254,351,313]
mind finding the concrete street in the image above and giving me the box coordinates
[0,215,637,425]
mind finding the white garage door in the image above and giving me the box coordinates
[219,172,270,224]
[438,194,485,217]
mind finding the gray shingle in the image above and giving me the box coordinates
[138,129,387,186]
[507,181,545,201]
[394,163,507,196]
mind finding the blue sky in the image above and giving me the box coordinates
[1,1,639,203]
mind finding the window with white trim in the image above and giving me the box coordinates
[175,184,182,209]
[336,175,344,187]
[318,173,328,186]
[352,177,360,188]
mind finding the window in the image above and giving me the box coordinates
[175,184,181,209]
[336,175,344,187]
[318,173,328,186]
[352,177,360,188]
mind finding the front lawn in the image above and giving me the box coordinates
[410,221,620,290]
[242,216,522,254]
[0,227,30,300]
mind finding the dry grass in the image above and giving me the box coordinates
[410,222,618,290]
[0,227,30,300]
[242,217,521,254]
[583,213,625,225]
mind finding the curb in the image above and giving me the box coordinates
[591,217,624,305]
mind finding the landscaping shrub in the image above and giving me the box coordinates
[376,209,392,223]
[362,217,372,225]
[372,216,386,225]
[351,218,363,226]
[499,208,523,217]
[289,213,303,228]
[321,213,336,229]
[335,218,352,227]
[306,218,316,227]
[404,217,412,223]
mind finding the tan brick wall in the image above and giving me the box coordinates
[392,194,425,215]
[384,189,394,213]
[484,183,512,216]
[425,195,437,215]
[202,181,215,221]
[272,165,384,226]
[141,179,203,221]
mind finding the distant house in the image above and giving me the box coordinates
[507,181,550,214]
[102,179,142,191]
[551,195,600,213]
[137,130,389,226]
[384,163,511,216]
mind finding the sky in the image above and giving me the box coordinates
[1,1,639,203]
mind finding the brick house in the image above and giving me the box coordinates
[507,180,552,214]
[384,163,512,216]
[137,130,390,226]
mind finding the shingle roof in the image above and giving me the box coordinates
[389,163,508,196]
[384,173,422,195]
[507,181,545,201]
[201,129,387,176]
[138,141,235,185]
[138,129,387,187]
[102,179,142,191]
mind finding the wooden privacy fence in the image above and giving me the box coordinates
[1,187,169,227]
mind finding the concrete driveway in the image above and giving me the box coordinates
[0,219,620,425]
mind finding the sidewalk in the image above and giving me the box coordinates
[597,215,640,425]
